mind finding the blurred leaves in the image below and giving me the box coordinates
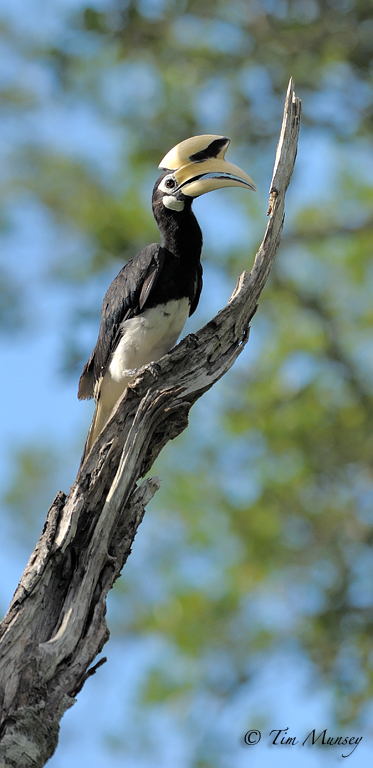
[3,444,59,545]
[0,268,24,333]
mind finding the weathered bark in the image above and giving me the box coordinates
[0,80,301,767]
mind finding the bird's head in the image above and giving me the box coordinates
[152,135,256,214]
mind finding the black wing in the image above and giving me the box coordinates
[78,243,165,400]
[189,262,203,317]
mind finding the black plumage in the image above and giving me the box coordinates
[78,135,255,461]
[78,174,203,460]
[79,176,203,402]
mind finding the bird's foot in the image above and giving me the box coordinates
[124,362,160,379]
[122,368,139,377]
[126,361,161,395]
[186,333,199,348]
[143,361,161,380]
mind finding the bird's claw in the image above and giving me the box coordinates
[186,333,199,348]
[143,362,161,380]
[123,362,160,380]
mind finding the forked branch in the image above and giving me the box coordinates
[0,80,301,767]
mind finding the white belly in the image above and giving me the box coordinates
[100,298,190,412]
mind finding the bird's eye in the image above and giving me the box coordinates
[158,174,178,194]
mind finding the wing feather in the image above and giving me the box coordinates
[78,243,164,401]
[189,262,203,317]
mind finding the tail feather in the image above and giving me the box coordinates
[80,373,132,466]
[80,400,112,465]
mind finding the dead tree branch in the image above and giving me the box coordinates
[0,79,301,767]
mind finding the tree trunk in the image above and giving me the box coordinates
[0,79,301,767]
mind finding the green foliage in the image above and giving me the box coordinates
[3,445,59,544]
[0,268,24,333]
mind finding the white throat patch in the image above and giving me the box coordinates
[163,196,185,212]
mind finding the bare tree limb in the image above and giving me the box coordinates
[0,79,301,767]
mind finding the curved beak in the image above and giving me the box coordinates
[174,158,256,197]
[159,134,256,198]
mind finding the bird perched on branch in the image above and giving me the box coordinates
[78,134,256,461]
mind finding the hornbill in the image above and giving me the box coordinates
[78,135,255,461]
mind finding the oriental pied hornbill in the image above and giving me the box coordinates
[79,135,255,461]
